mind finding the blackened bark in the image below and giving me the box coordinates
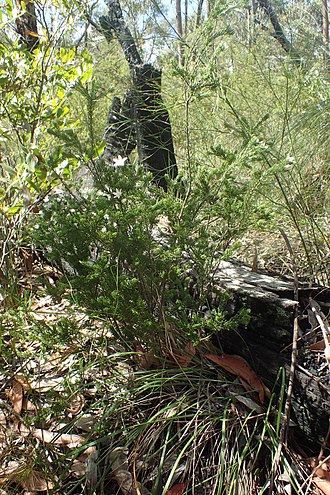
[99,0,178,190]
[99,3,142,67]
[103,94,136,161]
[131,64,178,190]
[207,260,330,448]
[15,0,39,52]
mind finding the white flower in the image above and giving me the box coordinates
[101,226,107,233]
[104,214,110,221]
[284,156,296,171]
[113,188,122,199]
[286,156,296,164]
[113,155,128,168]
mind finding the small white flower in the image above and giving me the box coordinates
[113,188,122,199]
[284,156,296,171]
[113,155,128,168]
[101,226,107,233]
[104,214,110,221]
[286,156,296,164]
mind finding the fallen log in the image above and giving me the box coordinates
[207,259,330,448]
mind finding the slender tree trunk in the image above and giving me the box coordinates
[196,0,204,29]
[247,0,257,46]
[257,0,301,65]
[176,0,184,65]
[184,0,188,35]
[206,0,211,17]
[322,0,330,66]
[14,0,39,52]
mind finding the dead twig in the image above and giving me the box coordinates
[269,229,300,494]
[309,297,330,374]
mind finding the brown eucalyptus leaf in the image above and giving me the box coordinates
[7,379,24,415]
[204,353,265,404]
[313,478,330,495]
[166,482,187,495]
[167,341,196,367]
[33,429,85,447]
[21,471,54,491]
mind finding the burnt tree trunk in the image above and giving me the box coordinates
[15,0,39,52]
[99,0,178,191]
[92,1,329,452]
[208,260,330,449]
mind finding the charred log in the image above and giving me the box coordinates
[207,260,330,448]
[15,0,39,52]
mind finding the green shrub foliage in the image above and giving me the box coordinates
[33,160,251,345]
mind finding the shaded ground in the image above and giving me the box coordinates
[0,259,329,495]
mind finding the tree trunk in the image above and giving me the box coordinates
[14,0,39,52]
[196,0,204,29]
[206,0,211,18]
[176,0,184,65]
[322,0,330,66]
[184,0,188,36]
[257,0,301,65]
[206,260,330,448]
[99,0,178,191]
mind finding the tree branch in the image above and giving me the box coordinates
[99,0,142,67]
[257,0,301,65]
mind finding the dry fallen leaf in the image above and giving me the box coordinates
[7,378,24,415]
[166,482,187,495]
[135,342,158,369]
[0,460,23,479]
[71,460,86,478]
[313,478,330,495]
[168,341,196,367]
[108,448,151,495]
[204,353,265,404]
[33,429,85,447]
[308,458,330,495]
[21,471,54,492]
[66,393,85,416]
[308,340,328,351]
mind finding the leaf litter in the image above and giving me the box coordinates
[0,268,329,494]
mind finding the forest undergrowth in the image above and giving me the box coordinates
[0,261,327,495]
[1,0,330,492]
